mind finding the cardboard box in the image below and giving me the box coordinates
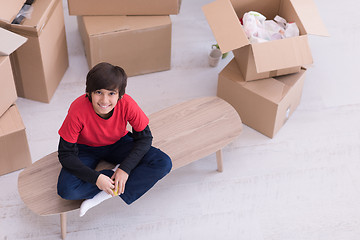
[0,0,69,103]
[68,0,181,16]
[0,27,27,117]
[0,104,32,176]
[78,15,172,77]
[0,57,18,117]
[217,59,306,138]
[203,0,328,81]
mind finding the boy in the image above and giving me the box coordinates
[57,62,172,216]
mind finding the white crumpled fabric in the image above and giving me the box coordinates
[242,11,299,43]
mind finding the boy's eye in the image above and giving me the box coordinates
[109,92,117,96]
[95,90,102,95]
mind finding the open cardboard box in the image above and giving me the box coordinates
[217,58,306,138]
[203,0,328,81]
[67,0,181,16]
[0,27,27,117]
[77,15,172,77]
[0,0,69,103]
[0,104,32,176]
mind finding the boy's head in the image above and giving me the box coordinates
[86,62,127,101]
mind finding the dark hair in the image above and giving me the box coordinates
[86,62,127,101]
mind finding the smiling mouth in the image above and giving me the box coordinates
[98,104,110,109]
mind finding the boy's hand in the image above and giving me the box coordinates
[111,169,129,195]
[96,174,115,196]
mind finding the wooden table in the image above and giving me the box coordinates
[18,96,243,239]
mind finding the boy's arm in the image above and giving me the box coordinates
[118,125,153,174]
[58,137,100,184]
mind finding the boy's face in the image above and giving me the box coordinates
[90,89,120,118]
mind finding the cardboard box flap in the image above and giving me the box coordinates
[83,16,130,36]
[290,0,329,36]
[202,0,249,53]
[277,69,306,96]
[0,0,57,34]
[125,16,171,31]
[0,27,27,55]
[19,0,56,33]
[220,59,286,103]
[219,58,246,84]
[84,15,171,36]
[251,35,313,73]
[0,0,25,23]
[0,105,25,137]
[276,69,306,88]
[244,78,286,103]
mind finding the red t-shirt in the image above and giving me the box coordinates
[59,94,149,147]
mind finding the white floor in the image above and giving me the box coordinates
[1,0,360,239]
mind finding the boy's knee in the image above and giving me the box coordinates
[57,183,81,200]
[159,152,172,174]
[57,185,70,200]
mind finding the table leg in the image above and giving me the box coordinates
[216,149,223,172]
[60,213,67,239]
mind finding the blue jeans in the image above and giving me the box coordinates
[57,133,172,204]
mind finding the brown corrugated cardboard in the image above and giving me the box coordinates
[217,59,306,138]
[0,27,27,117]
[0,104,32,176]
[0,57,18,118]
[0,0,69,103]
[0,27,27,56]
[233,44,302,81]
[78,15,172,77]
[203,0,328,81]
[67,0,181,16]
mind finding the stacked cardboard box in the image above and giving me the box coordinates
[67,0,181,16]
[203,0,328,138]
[0,0,69,103]
[0,28,25,117]
[0,28,32,175]
[218,60,306,138]
[69,0,181,77]
[0,104,32,176]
